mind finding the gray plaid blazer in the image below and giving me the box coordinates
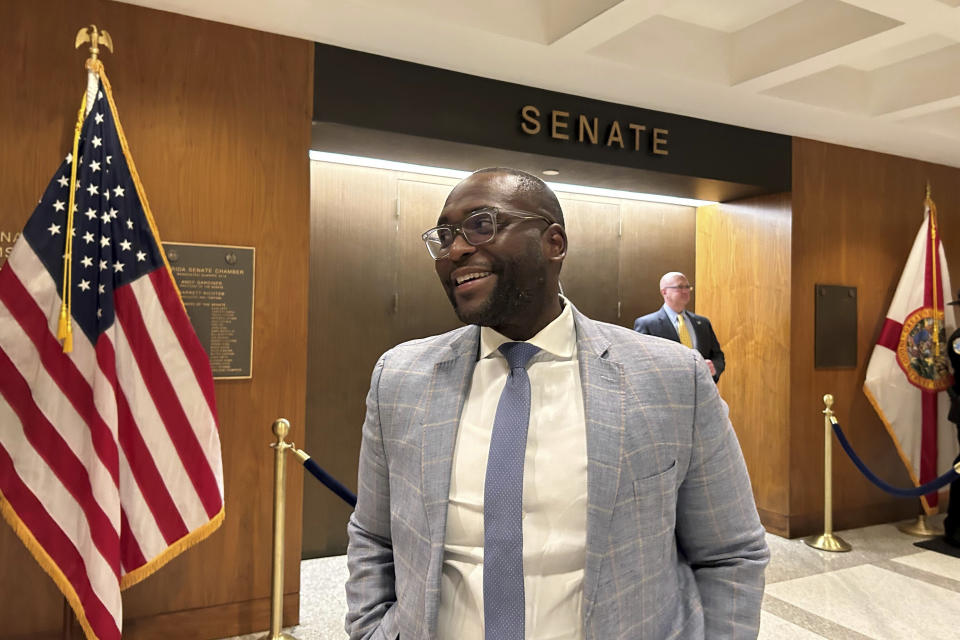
[345,306,768,640]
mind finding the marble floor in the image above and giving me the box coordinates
[224,514,960,640]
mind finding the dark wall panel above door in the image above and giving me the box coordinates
[313,44,791,202]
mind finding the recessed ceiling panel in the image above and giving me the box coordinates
[542,0,623,43]
[846,34,956,71]
[661,0,803,33]
[869,43,960,114]
[731,0,901,84]
[763,41,960,117]
[763,66,869,114]
[900,106,960,139]
[352,0,621,44]
[589,16,729,84]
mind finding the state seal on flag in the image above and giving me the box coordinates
[897,307,952,391]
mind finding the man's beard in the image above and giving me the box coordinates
[449,244,548,328]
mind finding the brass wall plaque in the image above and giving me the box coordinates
[164,242,255,379]
[815,284,857,368]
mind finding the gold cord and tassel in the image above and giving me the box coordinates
[56,93,86,354]
[56,26,114,354]
[925,183,941,361]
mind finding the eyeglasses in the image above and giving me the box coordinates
[664,284,694,291]
[421,207,553,260]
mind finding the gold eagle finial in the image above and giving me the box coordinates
[75,25,114,70]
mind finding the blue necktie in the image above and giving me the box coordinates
[484,341,540,640]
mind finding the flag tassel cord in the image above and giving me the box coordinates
[57,22,113,355]
[57,30,187,355]
[927,189,941,359]
[55,24,115,355]
[57,92,88,354]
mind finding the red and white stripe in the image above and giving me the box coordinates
[0,238,223,640]
[864,205,958,511]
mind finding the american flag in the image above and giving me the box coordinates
[0,73,224,640]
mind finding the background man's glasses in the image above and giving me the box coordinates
[665,285,694,291]
[421,208,553,260]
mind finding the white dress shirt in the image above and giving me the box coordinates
[437,301,588,640]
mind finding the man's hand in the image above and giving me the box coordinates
[705,359,717,377]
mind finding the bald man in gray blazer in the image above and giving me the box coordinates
[345,169,768,640]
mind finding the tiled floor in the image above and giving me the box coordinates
[759,514,960,640]
[224,514,959,639]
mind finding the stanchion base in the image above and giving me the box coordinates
[804,533,852,552]
[897,515,943,538]
[257,633,299,640]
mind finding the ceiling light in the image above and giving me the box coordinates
[308,151,718,207]
[308,151,470,180]
[542,181,716,207]
[542,169,560,176]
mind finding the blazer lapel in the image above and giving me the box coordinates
[572,309,625,625]
[691,314,708,357]
[420,325,479,547]
[657,308,679,342]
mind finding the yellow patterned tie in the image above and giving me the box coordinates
[677,313,693,348]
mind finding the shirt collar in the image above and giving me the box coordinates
[662,303,683,324]
[479,296,577,361]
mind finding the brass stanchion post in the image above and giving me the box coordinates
[805,394,852,552]
[259,419,299,640]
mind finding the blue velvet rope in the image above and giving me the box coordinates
[302,457,357,507]
[831,419,959,497]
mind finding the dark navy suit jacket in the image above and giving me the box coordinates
[634,307,725,382]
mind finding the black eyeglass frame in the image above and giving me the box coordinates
[663,284,694,292]
[421,207,554,260]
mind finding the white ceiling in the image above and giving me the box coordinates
[118,0,960,168]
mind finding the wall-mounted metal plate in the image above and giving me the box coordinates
[164,242,255,379]
[815,284,857,368]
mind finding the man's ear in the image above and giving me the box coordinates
[544,224,567,262]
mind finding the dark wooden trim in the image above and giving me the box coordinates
[757,507,790,538]
[122,593,300,640]
[786,501,922,539]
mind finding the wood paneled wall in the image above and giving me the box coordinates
[698,141,960,538]
[304,162,696,556]
[696,195,793,535]
[0,2,312,637]
[789,138,960,536]
[618,201,697,323]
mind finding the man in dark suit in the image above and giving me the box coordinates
[633,272,725,382]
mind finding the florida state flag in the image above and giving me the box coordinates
[864,192,958,513]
